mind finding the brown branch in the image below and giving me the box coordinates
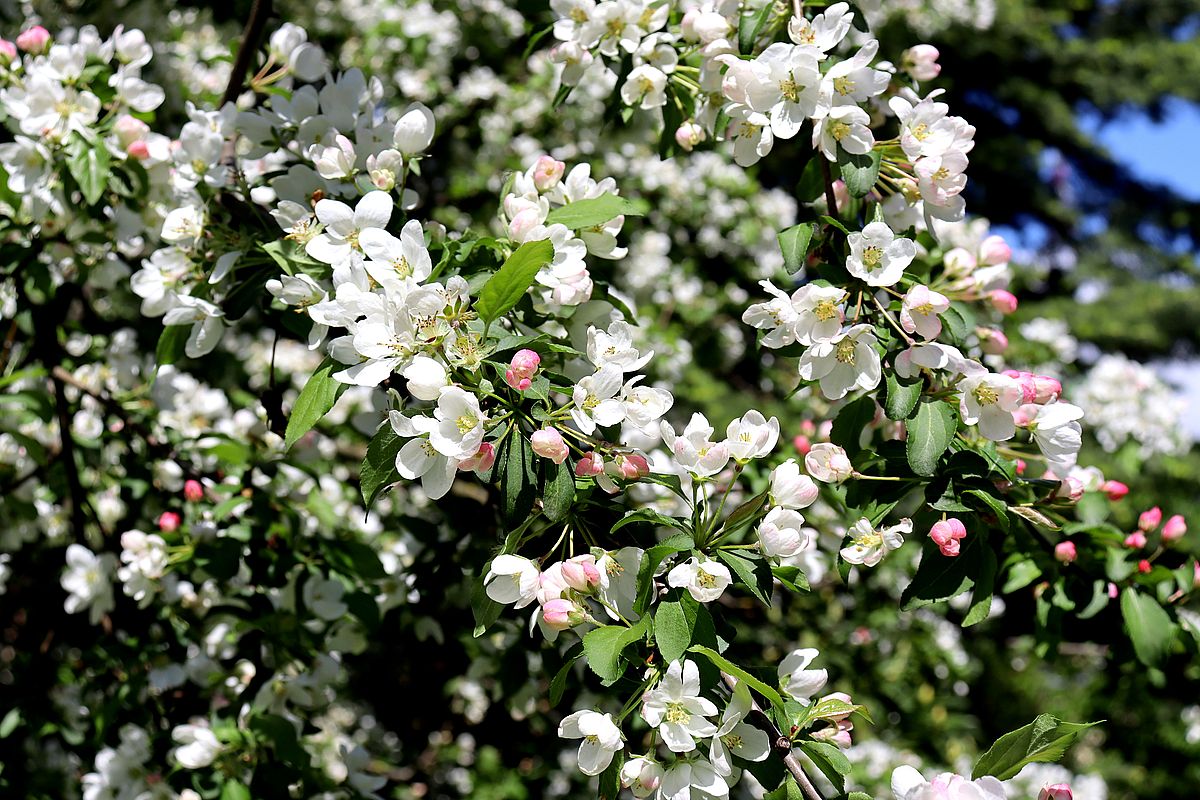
[819,157,839,219]
[221,0,275,107]
[721,673,825,800]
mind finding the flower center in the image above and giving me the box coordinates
[570,7,587,22]
[835,338,856,365]
[391,256,411,278]
[915,302,934,316]
[696,570,717,589]
[665,702,692,724]
[722,733,744,749]
[910,122,930,141]
[833,76,856,96]
[932,166,950,182]
[779,76,800,103]
[738,120,760,139]
[456,413,478,435]
[861,245,883,267]
[973,384,999,406]
[830,121,851,141]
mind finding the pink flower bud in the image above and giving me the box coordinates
[0,40,17,64]
[805,443,852,484]
[183,480,204,503]
[531,428,568,465]
[1032,375,1062,403]
[458,441,496,473]
[1012,403,1038,428]
[1138,559,1152,574]
[988,289,1018,314]
[1015,458,1027,476]
[1054,541,1077,564]
[1163,514,1187,542]
[793,435,811,455]
[613,452,650,480]
[1138,506,1162,532]
[1101,480,1129,501]
[575,451,604,477]
[929,518,967,558]
[1124,531,1147,549]
[126,140,150,159]
[16,26,50,54]
[977,327,1009,355]
[507,208,543,242]
[158,511,181,533]
[675,122,705,152]
[532,155,565,192]
[901,44,941,81]
[1038,784,1073,800]
[504,349,540,392]
[1057,476,1084,503]
[1107,582,1118,599]
[560,555,601,592]
[542,598,585,630]
[979,235,1012,266]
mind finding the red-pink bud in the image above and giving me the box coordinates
[1137,559,1152,574]
[614,453,650,479]
[1163,514,1187,542]
[575,451,604,477]
[541,598,585,630]
[1101,480,1128,501]
[458,442,496,473]
[988,289,1018,314]
[1138,506,1162,532]
[504,349,540,392]
[793,434,812,455]
[1107,582,1118,599]
[1054,541,1077,564]
[929,518,967,557]
[158,511,181,533]
[979,235,1013,266]
[1015,458,1027,476]
[978,327,1009,355]
[183,480,204,503]
[1057,476,1085,503]
[15,26,50,54]
[1124,531,1147,549]
[127,140,151,159]
[531,428,569,464]
[0,39,16,64]
[1038,784,1072,800]
[560,555,601,592]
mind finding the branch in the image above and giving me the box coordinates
[721,673,825,800]
[819,157,840,220]
[221,0,275,107]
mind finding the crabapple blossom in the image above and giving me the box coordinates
[16,26,50,54]
[641,660,719,753]
[660,413,730,477]
[901,45,941,81]
[675,122,705,151]
[742,281,847,348]
[1055,541,1078,564]
[1124,532,1147,550]
[724,410,780,462]
[393,102,435,155]
[958,369,1023,441]
[306,192,393,266]
[667,557,732,603]
[890,766,1005,800]
[587,321,651,372]
[841,518,911,567]
[560,555,601,592]
[1102,480,1129,501]
[929,518,967,557]
[847,222,917,287]
[484,555,540,609]
[988,289,1018,314]
[797,324,882,400]
[620,757,664,798]
[901,285,951,339]
[770,459,820,509]
[61,544,117,624]
[158,511,181,532]
[805,443,853,484]
[1038,785,1073,800]
[1139,507,1163,531]
[813,103,874,161]
[779,648,828,701]
[183,480,204,502]
[1027,402,1084,473]
[542,598,587,630]
[621,64,668,109]
[557,709,624,776]
[401,356,449,401]
[709,683,771,776]
[458,442,496,473]
[758,507,814,559]
[531,428,569,464]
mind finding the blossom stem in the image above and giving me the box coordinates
[870,294,916,345]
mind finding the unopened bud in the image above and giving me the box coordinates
[1054,541,1077,564]
[531,428,569,465]
[1138,506,1162,532]
[158,511,181,533]
[16,26,50,55]
[988,289,1018,314]
[1101,480,1129,501]
[183,480,204,503]
[1162,514,1187,542]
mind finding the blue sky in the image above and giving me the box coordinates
[1085,99,1200,200]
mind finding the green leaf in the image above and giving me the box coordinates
[972,714,1103,781]
[688,644,786,713]
[797,741,851,793]
[503,434,538,523]
[771,565,810,594]
[830,394,876,455]
[777,223,815,272]
[471,575,503,638]
[1120,588,1176,667]
[739,2,775,53]
[884,373,922,420]
[155,324,188,367]
[285,357,348,450]
[219,782,251,800]
[905,400,957,476]
[719,489,770,536]
[635,535,694,613]
[901,534,981,611]
[360,426,404,508]
[583,617,651,685]
[0,709,20,738]
[66,135,111,205]
[839,149,882,198]
[549,643,584,706]
[475,239,555,323]
[716,550,772,605]
[544,193,645,229]
[599,748,625,800]
[764,776,805,800]
[542,459,575,522]
[962,544,997,627]
[654,598,706,665]
[248,713,308,766]
[612,507,691,535]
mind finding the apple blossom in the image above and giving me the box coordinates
[988,289,1018,314]
[1102,480,1129,501]
[1055,541,1077,564]
[401,356,449,401]
[575,451,605,477]
[805,443,853,484]
[841,518,911,567]
[743,281,848,348]
[901,44,941,81]
[770,459,820,509]
[1124,532,1147,549]
[1038,784,1073,800]
[505,349,541,391]
[620,756,664,798]
[929,518,967,557]
[171,725,222,770]
[661,758,730,800]
[797,324,882,400]
[724,409,780,462]
[557,709,623,775]
[158,511,181,532]
[560,555,601,592]
[393,102,435,155]
[641,660,719,753]
[660,413,730,477]
[531,428,569,464]
[709,683,771,776]
[1139,506,1163,531]
[901,285,951,339]
[758,507,814,559]
[779,648,828,702]
[183,480,204,503]
[958,368,1022,441]
[16,26,50,54]
[675,121,706,151]
[847,222,917,287]
[484,555,540,609]
[542,598,587,630]
[458,442,496,473]
[667,557,732,603]
[890,766,1005,800]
